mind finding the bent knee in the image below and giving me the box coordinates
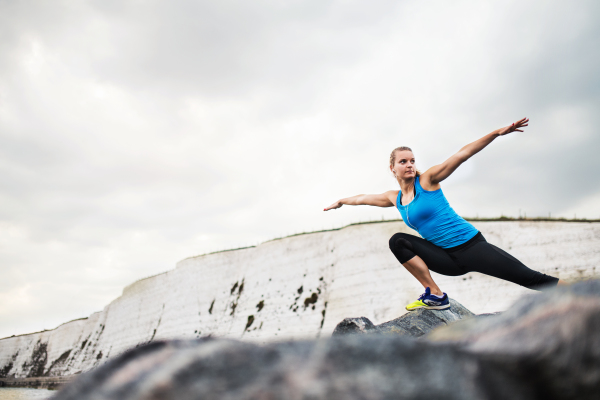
[389,233,402,250]
[389,233,414,251]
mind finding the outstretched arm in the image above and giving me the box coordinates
[422,118,529,187]
[324,190,398,211]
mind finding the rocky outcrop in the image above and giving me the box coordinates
[427,280,600,399]
[332,298,474,337]
[51,280,600,400]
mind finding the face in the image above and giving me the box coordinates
[391,150,416,180]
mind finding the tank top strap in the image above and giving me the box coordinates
[415,175,423,193]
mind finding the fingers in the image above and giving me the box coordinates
[324,203,341,211]
[508,117,529,132]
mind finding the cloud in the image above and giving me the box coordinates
[0,0,598,338]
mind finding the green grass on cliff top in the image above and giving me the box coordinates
[198,216,600,258]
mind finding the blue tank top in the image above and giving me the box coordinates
[396,176,478,248]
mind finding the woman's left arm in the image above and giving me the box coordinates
[421,118,529,188]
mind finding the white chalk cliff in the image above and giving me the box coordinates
[1,220,599,379]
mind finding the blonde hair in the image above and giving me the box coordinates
[390,146,421,177]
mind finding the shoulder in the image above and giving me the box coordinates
[418,171,441,192]
[385,190,400,207]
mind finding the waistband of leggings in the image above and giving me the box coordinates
[444,231,484,253]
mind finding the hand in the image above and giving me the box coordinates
[324,200,343,211]
[498,117,529,136]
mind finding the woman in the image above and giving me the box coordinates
[324,118,562,311]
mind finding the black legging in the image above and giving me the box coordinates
[389,231,559,290]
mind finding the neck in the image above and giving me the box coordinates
[399,176,416,194]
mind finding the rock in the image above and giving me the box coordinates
[51,280,600,400]
[332,298,474,338]
[331,317,376,335]
[51,336,485,400]
[428,280,600,399]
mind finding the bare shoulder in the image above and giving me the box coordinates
[418,171,441,191]
[385,190,400,206]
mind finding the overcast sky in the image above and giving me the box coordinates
[1,0,599,338]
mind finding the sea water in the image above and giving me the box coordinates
[0,388,53,400]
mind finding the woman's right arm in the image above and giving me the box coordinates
[324,190,399,211]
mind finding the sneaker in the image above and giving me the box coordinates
[406,287,450,311]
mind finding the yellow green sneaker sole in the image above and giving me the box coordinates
[406,299,451,311]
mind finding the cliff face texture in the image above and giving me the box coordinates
[0,221,599,381]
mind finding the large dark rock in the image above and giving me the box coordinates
[426,280,600,399]
[51,280,600,400]
[53,337,480,400]
[332,298,474,337]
